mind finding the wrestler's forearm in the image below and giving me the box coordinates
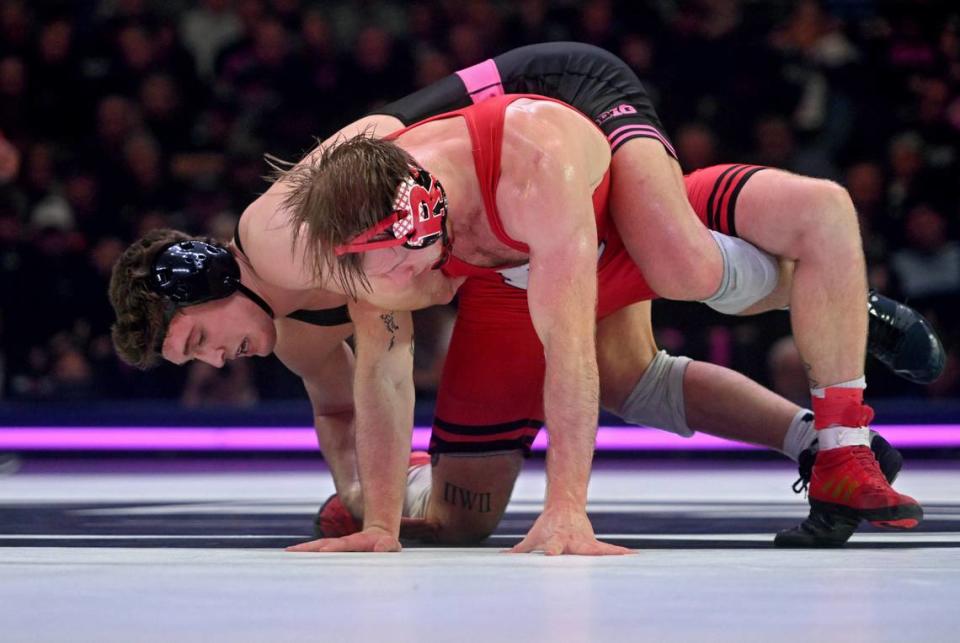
[349,306,416,537]
[311,408,361,513]
[354,374,414,535]
[542,347,599,511]
[292,339,362,515]
[527,244,600,513]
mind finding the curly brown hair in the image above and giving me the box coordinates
[278,133,414,298]
[108,228,193,369]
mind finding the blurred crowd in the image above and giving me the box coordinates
[1,0,959,408]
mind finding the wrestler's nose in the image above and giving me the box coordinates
[198,347,226,368]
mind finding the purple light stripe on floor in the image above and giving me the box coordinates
[0,425,958,451]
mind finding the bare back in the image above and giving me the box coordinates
[239,114,404,298]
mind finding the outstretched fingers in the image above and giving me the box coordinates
[506,535,633,556]
[286,531,402,553]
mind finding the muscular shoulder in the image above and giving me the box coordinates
[503,100,574,157]
[497,99,608,243]
[501,99,609,187]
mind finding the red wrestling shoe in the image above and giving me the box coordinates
[313,494,362,539]
[808,445,923,529]
[313,452,432,538]
[408,450,431,468]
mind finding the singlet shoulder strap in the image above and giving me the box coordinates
[234,217,349,327]
[287,305,351,327]
[233,219,246,255]
[459,94,531,254]
[383,108,472,142]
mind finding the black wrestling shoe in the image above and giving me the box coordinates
[773,506,861,547]
[774,431,903,547]
[867,290,945,385]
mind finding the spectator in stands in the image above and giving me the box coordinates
[890,204,960,310]
[0,0,957,405]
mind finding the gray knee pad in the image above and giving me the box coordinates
[701,231,779,315]
[617,350,694,437]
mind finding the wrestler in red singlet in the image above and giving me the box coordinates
[409,94,763,455]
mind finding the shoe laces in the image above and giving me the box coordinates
[792,446,816,495]
[792,476,809,495]
[793,443,883,495]
[851,445,887,483]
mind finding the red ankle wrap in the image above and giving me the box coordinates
[812,387,875,429]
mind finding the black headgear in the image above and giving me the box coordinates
[150,240,274,317]
[151,241,239,304]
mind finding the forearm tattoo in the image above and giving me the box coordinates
[379,312,399,351]
[443,482,492,513]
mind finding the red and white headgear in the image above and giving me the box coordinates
[335,165,450,256]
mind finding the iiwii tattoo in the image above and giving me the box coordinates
[443,482,492,513]
[380,312,399,351]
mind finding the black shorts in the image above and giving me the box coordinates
[372,42,676,158]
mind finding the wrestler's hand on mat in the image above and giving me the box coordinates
[507,507,633,556]
[286,526,402,553]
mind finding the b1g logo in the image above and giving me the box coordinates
[498,262,532,290]
[595,104,638,125]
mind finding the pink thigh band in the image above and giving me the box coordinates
[455,59,504,103]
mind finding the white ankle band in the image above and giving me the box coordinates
[817,426,870,449]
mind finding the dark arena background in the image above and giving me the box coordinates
[1,1,958,641]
